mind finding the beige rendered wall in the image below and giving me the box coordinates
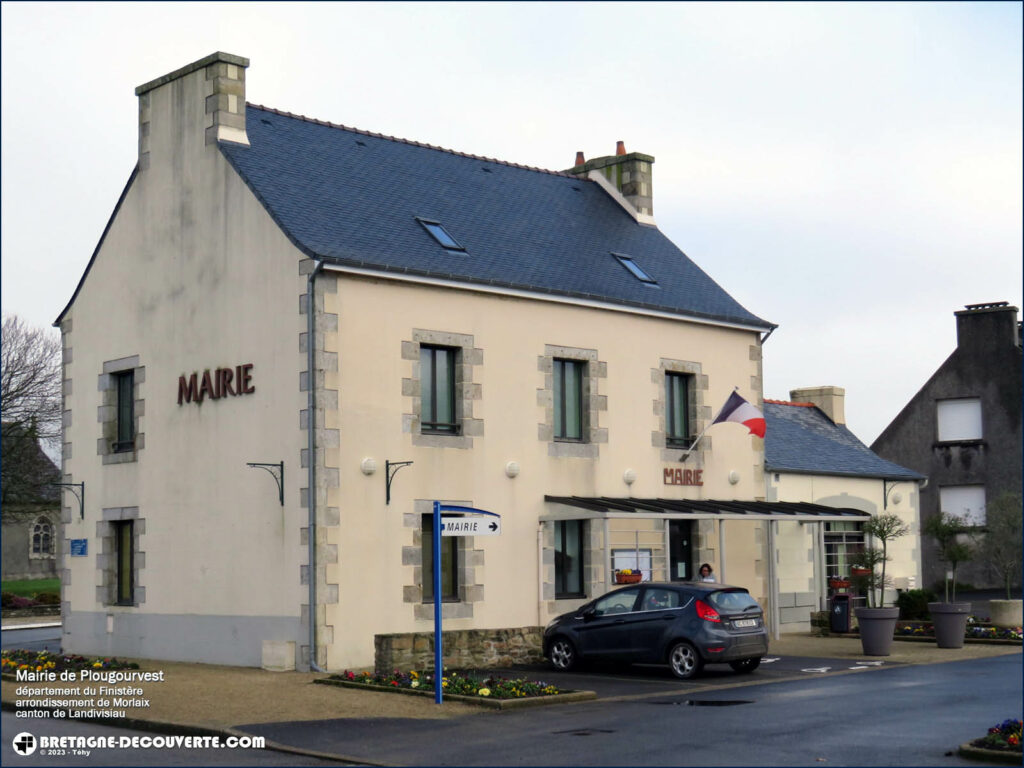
[320,274,768,669]
[768,472,922,604]
[60,60,309,665]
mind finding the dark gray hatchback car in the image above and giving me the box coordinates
[543,582,768,679]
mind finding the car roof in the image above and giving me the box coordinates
[613,581,746,592]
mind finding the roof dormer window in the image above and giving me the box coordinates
[417,218,465,252]
[612,253,657,285]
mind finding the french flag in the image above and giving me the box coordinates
[712,391,766,438]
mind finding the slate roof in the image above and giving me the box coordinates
[764,401,923,480]
[218,105,773,330]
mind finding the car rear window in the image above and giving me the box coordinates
[707,589,761,613]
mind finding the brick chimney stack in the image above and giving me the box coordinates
[955,302,1020,353]
[567,141,654,217]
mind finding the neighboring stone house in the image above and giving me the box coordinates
[871,302,1023,591]
[57,51,880,671]
[1,424,61,580]
[763,388,924,630]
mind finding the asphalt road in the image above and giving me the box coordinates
[1,627,61,653]
[0,713,340,767]
[239,653,1021,766]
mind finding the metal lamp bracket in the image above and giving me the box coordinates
[385,460,413,505]
[49,482,85,520]
[247,461,284,506]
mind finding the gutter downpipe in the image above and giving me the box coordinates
[306,260,325,672]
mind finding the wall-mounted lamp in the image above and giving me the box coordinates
[623,469,637,486]
[360,457,378,475]
[728,470,740,485]
[505,461,520,479]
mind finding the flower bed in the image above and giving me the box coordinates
[334,669,559,698]
[318,669,596,710]
[974,718,1022,753]
[895,623,1022,642]
[1,649,139,676]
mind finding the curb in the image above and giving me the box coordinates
[957,741,1023,765]
[0,700,378,766]
[314,678,598,709]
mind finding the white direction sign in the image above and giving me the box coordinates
[440,516,501,537]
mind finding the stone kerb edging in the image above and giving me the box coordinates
[314,678,597,710]
[957,741,1022,765]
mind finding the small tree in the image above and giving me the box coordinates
[980,493,1022,600]
[923,511,975,603]
[860,513,911,608]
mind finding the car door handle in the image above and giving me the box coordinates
[661,614,674,620]
[613,619,626,624]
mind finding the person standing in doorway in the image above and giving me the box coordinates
[698,563,715,582]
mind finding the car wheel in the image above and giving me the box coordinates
[549,637,577,671]
[728,657,761,674]
[668,641,703,679]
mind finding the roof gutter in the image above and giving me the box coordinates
[305,259,325,672]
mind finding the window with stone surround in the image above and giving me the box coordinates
[537,345,606,459]
[97,508,145,607]
[402,330,482,449]
[402,500,484,621]
[653,359,708,461]
[98,356,144,464]
[421,514,459,601]
[30,517,55,558]
[554,520,585,598]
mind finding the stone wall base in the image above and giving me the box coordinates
[375,626,544,673]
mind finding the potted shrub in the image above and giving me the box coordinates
[922,511,975,648]
[980,493,1023,628]
[854,512,910,656]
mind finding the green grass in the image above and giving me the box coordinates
[1,578,60,597]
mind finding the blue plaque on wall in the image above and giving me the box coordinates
[70,539,88,557]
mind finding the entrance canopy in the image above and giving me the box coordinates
[543,496,871,522]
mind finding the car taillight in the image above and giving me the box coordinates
[696,599,721,623]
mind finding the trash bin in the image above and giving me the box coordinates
[830,593,852,634]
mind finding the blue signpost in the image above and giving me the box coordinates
[432,501,500,704]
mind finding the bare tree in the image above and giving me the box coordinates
[981,492,1023,599]
[1,315,62,504]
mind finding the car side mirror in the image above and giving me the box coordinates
[581,608,596,622]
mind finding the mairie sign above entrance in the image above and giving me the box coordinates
[664,467,704,486]
[178,364,255,405]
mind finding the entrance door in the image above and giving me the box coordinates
[669,520,694,581]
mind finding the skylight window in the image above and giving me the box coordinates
[613,253,657,285]
[417,218,465,251]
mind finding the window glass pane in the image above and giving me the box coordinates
[422,516,458,601]
[116,371,134,447]
[614,254,657,283]
[422,222,463,250]
[116,522,133,604]
[939,485,986,526]
[420,348,435,425]
[435,348,453,427]
[564,361,582,439]
[553,361,564,438]
[667,374,689,441]
[936,399,982,441]
[555,520,583,597]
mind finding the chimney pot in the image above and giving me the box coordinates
[615,140,626,156]
[574,151,585,167]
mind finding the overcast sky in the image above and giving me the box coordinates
[2,1,1021,445]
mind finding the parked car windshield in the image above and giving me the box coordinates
[707,589,760,613]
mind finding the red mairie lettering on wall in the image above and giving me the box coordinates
[178,364,255,405]
[663,467,704,486]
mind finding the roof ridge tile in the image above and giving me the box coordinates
[765,399,816,407]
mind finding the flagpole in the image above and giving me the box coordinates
[677,387,739,463]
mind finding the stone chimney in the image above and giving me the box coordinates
[790,386,845,425]
[955,302,1020,353]
[135,52,249,170]
[567,141,654,217]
